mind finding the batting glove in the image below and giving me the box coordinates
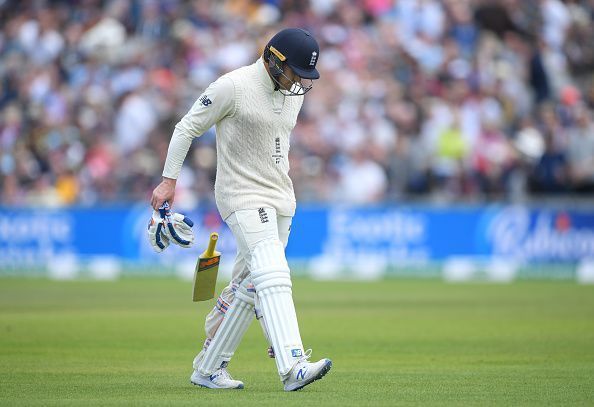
[148,210,170,253]
[158,202,195,248]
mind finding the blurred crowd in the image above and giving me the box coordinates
[1,0,594,208]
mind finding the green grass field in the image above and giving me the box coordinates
[1,278,593,406]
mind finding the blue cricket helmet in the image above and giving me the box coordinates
[265,28,320,80]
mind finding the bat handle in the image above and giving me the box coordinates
[205,233,218,257]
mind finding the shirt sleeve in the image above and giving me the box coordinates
[162,76,235,179]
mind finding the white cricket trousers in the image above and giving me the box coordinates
[201,207,292,349]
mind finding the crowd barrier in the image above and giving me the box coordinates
[1,204,593,282]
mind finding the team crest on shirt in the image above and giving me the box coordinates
[258,208,269,223]
[273,137,283,164]
[199,94,212,106]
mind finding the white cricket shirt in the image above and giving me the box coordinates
[163,58,304,219]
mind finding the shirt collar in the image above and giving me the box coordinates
[256,57,276,92]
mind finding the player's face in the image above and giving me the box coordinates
[278,65,300,91]
[278,65,313,96]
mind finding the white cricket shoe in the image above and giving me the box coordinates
[283,350,332,391]
[190,368,244,389]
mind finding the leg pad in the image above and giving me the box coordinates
[251,239,304,376]
[197,281,255,375]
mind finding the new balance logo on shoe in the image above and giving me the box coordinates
[283,355,332,392]
[192,367,244,389]
[296,369,307,380]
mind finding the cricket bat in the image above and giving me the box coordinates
[192,233,220,302]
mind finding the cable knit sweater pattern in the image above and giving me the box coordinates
[163,58,303,219]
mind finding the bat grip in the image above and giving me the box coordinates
[205,233,218,257]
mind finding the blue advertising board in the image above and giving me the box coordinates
[288,205,594,263]
[1,204,593,277]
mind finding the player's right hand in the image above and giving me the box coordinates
[159,202,195,248]
[147,202,195,253]
[151,177,176,210]
[147,210,170,253]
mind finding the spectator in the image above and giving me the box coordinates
[530,131,568,193]
[1,0,594,207]
[567,106,594,193]
[335,149,388,204]
[472,119,517,198]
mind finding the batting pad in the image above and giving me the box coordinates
[255,299,275,358]
[251,239,304,376]
[198,283,255,375]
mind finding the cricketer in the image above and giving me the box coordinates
[148,28,332,391]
